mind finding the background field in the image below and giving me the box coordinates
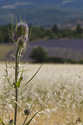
[0,44,13,61]
[3,39,83,62]
[0,63,83,124]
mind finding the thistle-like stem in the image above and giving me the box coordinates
[14,46,20,125]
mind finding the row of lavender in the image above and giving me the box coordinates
[5,39,83,62]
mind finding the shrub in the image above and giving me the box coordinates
[30,46,47,63]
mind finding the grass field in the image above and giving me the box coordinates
[0,63,83,125]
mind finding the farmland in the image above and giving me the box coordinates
[0,63,83,124]
[4,39,83,62]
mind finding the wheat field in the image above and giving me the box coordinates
[0,63,83,125]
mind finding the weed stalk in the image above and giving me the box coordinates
[14,47,20,125]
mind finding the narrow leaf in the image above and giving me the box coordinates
[10,64,15,69]
[25,111,39,125]
[5,61,13,87]
[9,33,15,42]
[0,117,5,125]
[28,18,36,42]
[19,69,30,72]
[11,18,13,35]
[25,63,43,86]
[10,54,16,59]
[15,70,23,88]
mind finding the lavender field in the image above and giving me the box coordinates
[5,39,83,62]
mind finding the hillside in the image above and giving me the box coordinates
[0,0,83,26]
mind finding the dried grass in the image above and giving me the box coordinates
[0,63,83,125]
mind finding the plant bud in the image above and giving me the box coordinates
[13,22,29,42]
[9,119,13,125]
[24,108,31,116]
[17,36,27,48]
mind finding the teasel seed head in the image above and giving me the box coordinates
[9,119,13,125]
[13,22,29,42]
[17,36,27,48]
[24,108,31,116]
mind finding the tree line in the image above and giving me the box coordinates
[30,46,83,64]
[0,23,83,43]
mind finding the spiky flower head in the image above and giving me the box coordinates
[17,36,27,48]
[24,108,31,116]
[13,22,29,42]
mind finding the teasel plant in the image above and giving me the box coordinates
[0,20,42,125]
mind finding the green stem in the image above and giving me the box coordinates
[22,116,28,125]
[14,47,20,125]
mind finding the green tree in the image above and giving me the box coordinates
[30,46,47,63]
[52,24,59,34]
[0,31,4,43]
[52,24,60,38]
[76,24,82,38]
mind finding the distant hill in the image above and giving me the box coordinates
[0,0,83,26]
